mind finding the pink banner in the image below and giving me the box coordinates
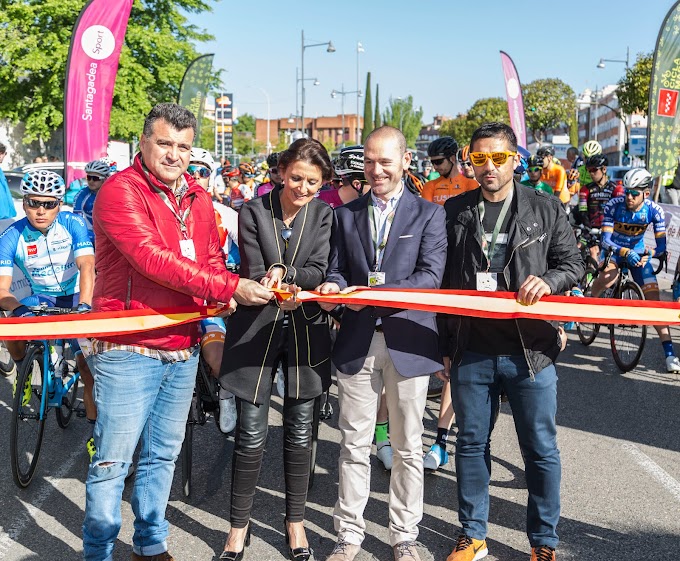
[63,0,134,187]
[499,51,527,148]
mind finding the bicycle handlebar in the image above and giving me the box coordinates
[27,305,78,316]
[651,252,667,276]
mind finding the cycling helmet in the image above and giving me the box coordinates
[427,136,458,159]
[526,155,544,168]
[190,147,215,172]
[623,168,652,190]
[582,140,602,158]
[334,145,365,177]
[567,168,580,182]
[458,145,470,162]
[536,145,554,157]
[84,159,112,178]
[267,152,280,169]
[238,162,255,177]
[585,154,608,168]
[100,156,118,173]
[21,170,65,199]
[404,170,425,195]
[408,150,419,172]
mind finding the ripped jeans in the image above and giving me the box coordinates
[82,349,198,561]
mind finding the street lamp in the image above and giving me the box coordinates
[295,67,319,133]
[356,41,364,142]
[331,85,361,146]
[597,47,631,164]
[301,30,334,139]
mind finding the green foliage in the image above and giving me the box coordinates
[382,96,423,148]
[439,97,509,144]
[0,0,214,145]
[273,131,289,153]
[234,113,256,135]
[321,136,336,155]
[523,78,576,143]
[234,131,264,158]
[374,83,382,129]
[361,72,373,142]
[617,52,652,117]
[199,116,214,151]
[568,113,578,147]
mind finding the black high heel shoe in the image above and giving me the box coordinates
[219,524,251,560]
[284,520,313,561]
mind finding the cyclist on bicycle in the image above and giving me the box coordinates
[422,136,478,205]
[0,170,98,443]
[578,140,602,186]
[592,168,680,373]
[520,155,553,194]
[537,146,570,203]
[73,159,115,246]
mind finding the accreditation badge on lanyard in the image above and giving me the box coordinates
[476,189,512,292]
[149,176,196,261]
[368,201,395,286]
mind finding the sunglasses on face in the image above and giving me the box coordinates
[87,175,104,182]
[586,167,602,174]
[270,168,279,174]
[460,161,473,167]
[188,165,211,178]
[528,166,542,173]
[469,151,517,167]
[625,189,642,197]
[25,198,60,209]
[430,158,447,166]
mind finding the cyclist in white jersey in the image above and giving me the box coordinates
[0,170,97,452]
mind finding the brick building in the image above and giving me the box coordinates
[255,114,363,147]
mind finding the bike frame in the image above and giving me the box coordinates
[35,338,80,420]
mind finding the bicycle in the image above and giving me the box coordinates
[575,228,603,346]
[9,305,81,488]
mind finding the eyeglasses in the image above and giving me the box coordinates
[460,161,473,167]
[625,189,642,197]
[469,151,517,167]
[25,198,60,209]
[586,167,602,174]
[430,158,447,166]
[86,175,104,182]
[270,168,279,174]
[188,165,211,178]
[527,166,542,173]
[281,227,293,245]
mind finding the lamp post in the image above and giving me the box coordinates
[301,30,334,139]
[331,84,361,147]
[356,41,364,142]
[597,47,630,165]
[295,67,319,133]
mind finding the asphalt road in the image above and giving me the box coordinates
[0,323,679,561]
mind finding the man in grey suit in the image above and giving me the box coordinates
[317,126,447,561]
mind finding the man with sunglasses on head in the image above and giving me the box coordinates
[442,122,582,561]
[74,159,114,246]
[593,169,680,373]
[422,136,478,206]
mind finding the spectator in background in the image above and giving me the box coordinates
[566,146,582,169]
[0,143,17,219]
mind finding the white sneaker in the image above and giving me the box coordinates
[276,364,285,398]
[376,442,393,470]
[219,395,237,433]
[666,355,680,373]
[423,443,449,471]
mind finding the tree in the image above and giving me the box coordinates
[439,97,509,144]
[0,0,214,146]
[199,116,214,151]
[374,83,382,129]
[523,78,576,143]
[361,72,373,142]
[382,96,423,148]
[234,113,256,135]
[617,52,653,117]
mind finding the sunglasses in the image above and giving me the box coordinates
[625,189,642,197]
[527,166,542,173]
[430,158,447,166]
[270,168,279,174]
[460,161,473,167]
[586,167,602,173]
[281,227,293,244]
[87,175,104,182]
[25,198,60,209]
[188,165,211,178]
[469,151,517,167]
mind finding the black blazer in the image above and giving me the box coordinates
[219,187,333,404]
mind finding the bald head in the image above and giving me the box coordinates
[365,126,406,156]
[364,125,411,201]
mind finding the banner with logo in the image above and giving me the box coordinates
[499,51,527,148]
[63,0,134,187]
[178,54,214,144]
[647,0,680,178]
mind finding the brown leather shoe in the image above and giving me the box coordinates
[131,552,174,561]
[325,540,360,561]
[393,541,421,561]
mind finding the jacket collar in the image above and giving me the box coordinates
[132,153,202,204]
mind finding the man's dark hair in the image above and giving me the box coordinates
[566,146,579,159]
[470,122,518,153]
[278,137,333,182]
[143,103,197,138]
[0,142,6,155]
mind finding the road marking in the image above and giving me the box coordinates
[622,442,680,503]
[0,444,83,558]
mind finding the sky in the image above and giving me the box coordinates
[186,0,673,124]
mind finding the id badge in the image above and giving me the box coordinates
[368,271,386,287]
[476,272,498,292]
[180,239,196,262]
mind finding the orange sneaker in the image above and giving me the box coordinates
[531,545,556,561]
[446,534,488,561]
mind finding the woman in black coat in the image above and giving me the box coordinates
[218,138,333,561]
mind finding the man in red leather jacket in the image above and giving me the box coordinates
[82,103,272,561]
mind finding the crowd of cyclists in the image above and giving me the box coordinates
[0,123,677,561]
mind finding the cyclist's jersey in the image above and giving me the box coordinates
[602,197,666,257]
[579,179,624,228]
[540,162,569,203]
[73,187,97,245]
[520,179,553,195]
[421,174,478,205]
[213,202,240,267]
[0,212,94,296]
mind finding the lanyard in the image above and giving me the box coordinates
[140,164,195,238]
[478,189,513,272]
[369,199,397,271]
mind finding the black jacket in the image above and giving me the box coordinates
[442,181,584,375]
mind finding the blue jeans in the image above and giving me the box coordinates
[82,349,198,561]
[450,352,561,549]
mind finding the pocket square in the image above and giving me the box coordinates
[399,234,414,239]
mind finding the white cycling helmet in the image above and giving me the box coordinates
[190,147,215,173]
[20,170,65,199]
[582,140,602,158]
[85,159,112,178]
[623,168,653,190]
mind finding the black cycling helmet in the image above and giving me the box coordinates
[585,154,608,168]
[526,155,544,168]
[536,145,554,157]
[427,136,458,159]
[267,152,280,169]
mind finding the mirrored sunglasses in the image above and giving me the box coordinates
[527,166,542,173]
[188,165,211,178]
[469,151,517,167]
[25,198,60,209]
[625,189,642,197]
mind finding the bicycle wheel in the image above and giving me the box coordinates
[576,275,600,346]
[10,344,46,488]
[609,281,647,372]
[180,422,193,498]
[56,362,80,429]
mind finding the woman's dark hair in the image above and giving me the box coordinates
[278,138,333,182]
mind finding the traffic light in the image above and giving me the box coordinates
[623,141,629,156]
